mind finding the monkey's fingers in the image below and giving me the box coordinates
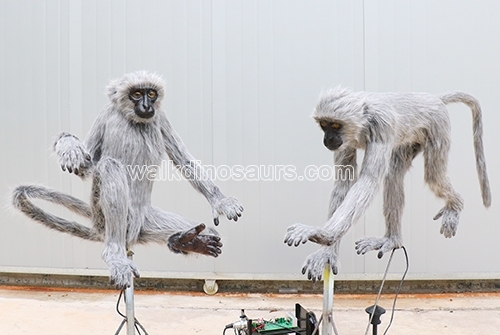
[178,223,206,244]
[331,263,339,275]
[225,207,243,222]
[433,208,445,220]
[194,223,206,234]
[283,235,307,247]
[191,235,223,256]
[225,206,243,223]
[284,225,310,247]
[129,263,141,279]
[205,243,223,258]
[212,207,221,226]
[301,258,322,283]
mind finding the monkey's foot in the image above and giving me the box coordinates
[433,207,461,238]
[284,223,332,247]
[355,236,402,259]
[168,223,223,258]
[108,258,140,290]
[301,246,339,282]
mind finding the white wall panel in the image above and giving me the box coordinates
[0,0,498,281]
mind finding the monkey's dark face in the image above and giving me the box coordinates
[129,88,158,119]
[319,120,343,151]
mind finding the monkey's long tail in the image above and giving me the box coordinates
[439,92,491,207]
[12,184,103,242]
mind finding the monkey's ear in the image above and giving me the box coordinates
[106,78,121,102]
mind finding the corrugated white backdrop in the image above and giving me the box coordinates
[0,0,499,281]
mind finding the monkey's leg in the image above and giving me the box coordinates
[355,145,417,258]
[424,141,464,238]
[95,158,139,289]
[139,208,222,257]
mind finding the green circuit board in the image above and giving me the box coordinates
[253,317,294,332]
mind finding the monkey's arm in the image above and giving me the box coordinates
[323,141,391,241]
[289,142,391,281]
[328,147,358,219]
[160,117,243,225]
[324,142,392,236]
[285,142,390,247]
[53,113,105,178]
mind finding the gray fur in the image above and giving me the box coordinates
[284,87,491,281]
[12,71,243,289]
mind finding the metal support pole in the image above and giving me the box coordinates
[125,250,136,335]
[115,250,149,335]
[322,263,334,335]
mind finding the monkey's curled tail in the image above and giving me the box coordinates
[12,185,103,242]
[440,92,491,207]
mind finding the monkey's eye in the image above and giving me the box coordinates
[319,121,328,128]
[147,90,157,99]
[131,91,142,99]
[332,123,342,130]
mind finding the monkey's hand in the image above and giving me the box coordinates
[54,132,93,178]
[168,223,222,257]
[211,196,244,226]
[284,223,332,246]
[301,246,339,282]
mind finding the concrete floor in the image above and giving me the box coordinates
[0,287,499,334]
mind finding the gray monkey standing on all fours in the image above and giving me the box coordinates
[284,87,491,282]
[12,71,244,289]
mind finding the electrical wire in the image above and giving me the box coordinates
[363,246,410,335]
[382,246,409,335]
[116,289,126,318]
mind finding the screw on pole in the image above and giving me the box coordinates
[365,305,386,335]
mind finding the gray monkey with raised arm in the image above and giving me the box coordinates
[12,71,243,289]
[284,87,490,281]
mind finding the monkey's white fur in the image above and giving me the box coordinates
[12,71,243,289]
[284,87,491,281]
